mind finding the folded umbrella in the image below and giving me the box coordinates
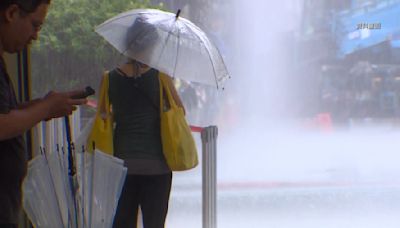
[22,154,65,228]
[90,150,127,228]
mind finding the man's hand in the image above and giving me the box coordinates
[0,90,87,140]
[43,90,87,119]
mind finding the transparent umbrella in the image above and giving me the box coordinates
[95,8,230,88]
[23,148,127,228]
[88,150,127,228]
[22,153,65,228]
[45,150,76,227]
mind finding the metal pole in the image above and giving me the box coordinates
[201,126,218,228]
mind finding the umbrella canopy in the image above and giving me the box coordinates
[95,8,229,88]
[23,149,127,228]
[22,154,65,228]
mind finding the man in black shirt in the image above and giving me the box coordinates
[0,1,87,226]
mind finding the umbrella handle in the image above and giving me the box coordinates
[175,9,181,20]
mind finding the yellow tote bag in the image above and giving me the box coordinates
[159,73,198,171]
[87,71,113,155]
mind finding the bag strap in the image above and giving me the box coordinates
[159,73,178,116]
[97,71,111,116]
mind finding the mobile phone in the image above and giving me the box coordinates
[71,86,95,99]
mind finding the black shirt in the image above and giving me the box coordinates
[108,68,164,160]
[0,56,27,224]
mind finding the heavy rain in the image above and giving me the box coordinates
[24,0,400,227]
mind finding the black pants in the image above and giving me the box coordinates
[113,173,172,228]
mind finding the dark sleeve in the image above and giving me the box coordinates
[0,68,11,114]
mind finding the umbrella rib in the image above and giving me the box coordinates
[184,23,221,89]
[156,19,175,69]
[172,22,181,78]
[43,153,66,227]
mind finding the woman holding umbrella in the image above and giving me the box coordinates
[98,17,185,228]
[95,8,229,227]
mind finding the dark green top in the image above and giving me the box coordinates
[0,57,26,224]
[109,68,165,160]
